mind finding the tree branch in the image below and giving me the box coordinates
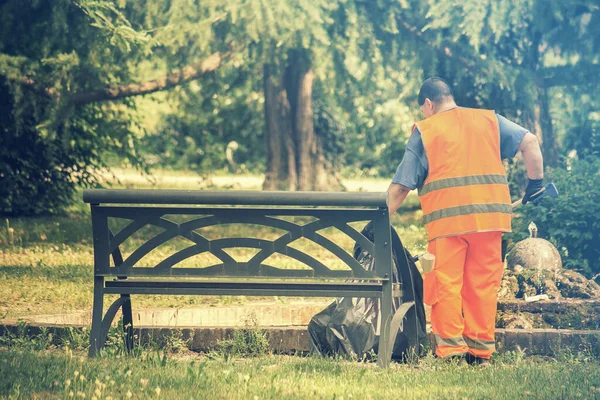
[70,51,230,105]
[10,75,58,98]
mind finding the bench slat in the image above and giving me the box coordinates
[95,205,381,219]
[99,267,382,279]
[105,279,387,298]
[84,189,388,208]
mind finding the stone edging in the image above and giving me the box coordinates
[2,323,600,356]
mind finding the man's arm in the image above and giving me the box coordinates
[518,132,545,204]
[387,128,428,216]
[518,132,544,180]
[387,183,412,215]
[497,114,545,203]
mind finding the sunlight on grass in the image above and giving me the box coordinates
[0,172,427,319]
[1,349,599,399]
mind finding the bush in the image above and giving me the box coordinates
[0,85,143,216]
[511,156,600,278]
[0,82,76,215]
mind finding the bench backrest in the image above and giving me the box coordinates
[84,189,392,281]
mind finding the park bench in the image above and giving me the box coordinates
[83,189,419,367]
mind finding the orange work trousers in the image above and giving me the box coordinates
[423,231,504,359]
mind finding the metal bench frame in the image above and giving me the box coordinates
[84,189,415,367]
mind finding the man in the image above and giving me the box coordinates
[387,77,544,364]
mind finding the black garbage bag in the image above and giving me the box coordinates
[308,221,426,361]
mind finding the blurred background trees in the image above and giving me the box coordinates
[0,1,152,214]
[1,0,598,274]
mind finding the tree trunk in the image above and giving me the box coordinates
[262,64,296,191]
[262,52,343,191]
[520,84,559,168]
[286,53,317,191]
[521,32,559,168]
[537,85,559,167]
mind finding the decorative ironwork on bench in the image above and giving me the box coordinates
[84,189,399,367]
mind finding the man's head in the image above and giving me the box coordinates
[418,77,455,118]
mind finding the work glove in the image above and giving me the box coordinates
[522,179,544,205]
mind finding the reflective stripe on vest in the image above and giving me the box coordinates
[423,203,512,225]
[418,174,509,196]
[416,108,512,241]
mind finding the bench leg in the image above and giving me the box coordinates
[89,276,105,357]
[95,296,134,354]
[377,280,393,368]
[121,294,134,352]
[387,301,417,362]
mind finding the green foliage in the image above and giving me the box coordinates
[0,323,54,351]
[0,83,145,215]
[557,88,600,159]
[140,68,266,173]
[217,316,270,359]
[73,0,155,53]
[1,0,599,215]
[401,0,599,169]
[0,322,90,352]
[323,2,421,177]
[511,156,600,277]
[134,0,421,179]
[0,0,149,215]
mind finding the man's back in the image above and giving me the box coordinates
[414,107,512,241]
[416,108,503,183]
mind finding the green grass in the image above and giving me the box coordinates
[2,170,599,399]
[0,171,426,319]
[1,317,598,399]
[1,348,600,399]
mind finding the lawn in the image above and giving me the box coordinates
[0,170,426,319]
[2,170,600,399]
[1,347,599,399]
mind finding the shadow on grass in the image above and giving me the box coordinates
[0,264,90,281]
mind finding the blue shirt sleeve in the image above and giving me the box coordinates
[497,114,528,159]
[391,128,428,190]
[392,115,524,189]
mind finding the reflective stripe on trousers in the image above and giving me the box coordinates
[426,231,504,359]
[434,334,468,358]
[463,336,495,351]
[434,335,496,358]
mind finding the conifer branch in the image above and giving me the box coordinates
[5,50,233,105]
[71,51,230,105]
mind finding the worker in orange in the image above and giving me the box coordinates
[387,77,544,365]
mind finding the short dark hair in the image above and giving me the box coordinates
[418,77,453,106]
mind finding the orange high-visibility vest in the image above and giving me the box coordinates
[416,108,512,241]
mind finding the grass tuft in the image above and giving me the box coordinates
[216,315,271,360]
